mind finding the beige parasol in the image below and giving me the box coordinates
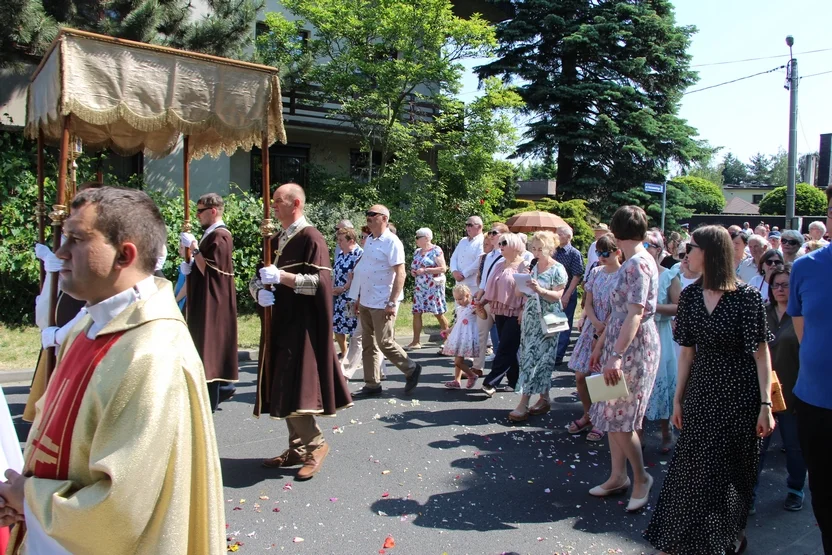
[506,211,568,232]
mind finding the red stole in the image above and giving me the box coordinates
[26,332,124,480]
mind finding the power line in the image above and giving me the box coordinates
[691,47,832,68]
[800,69,832,79]
[684,64,786,95]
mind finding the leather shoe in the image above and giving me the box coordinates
[625,474,653,512]
[529,399,551,415]
[262,448,303,468]
[589,478,631,497]
[404,364,422,394]
[296,443,330,480]
[784,492,804,511]
[352,385,383,397]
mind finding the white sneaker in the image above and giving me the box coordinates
[485,353,495,362]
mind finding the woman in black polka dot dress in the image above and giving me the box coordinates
[644,225,775,555]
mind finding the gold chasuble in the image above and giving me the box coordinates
[10,279,225,555]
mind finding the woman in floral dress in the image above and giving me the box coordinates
[332,227,363,356]
[407,227,449,349]
[587,205,660,513]
[512,231,568,421]
[567,233,621,441]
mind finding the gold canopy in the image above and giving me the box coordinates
[25,28,287,159]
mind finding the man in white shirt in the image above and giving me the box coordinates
[741,234,769,283]
[583,223,609,281]
[450,216,484,293]
[349,204,422,396]
[472,222,509,373]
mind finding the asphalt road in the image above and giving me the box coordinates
[3,344,823,555]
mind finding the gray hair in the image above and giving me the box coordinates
[647,229,664,251]
[748,234,769,249]
[500,232,526,251]
[781,229,804,244]
[466,216,483,226]
[557,225,574,239]
[809,221,827,234]
[336,219,354,230]
[415,227,433,241]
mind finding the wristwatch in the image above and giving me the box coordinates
[610,350,623,359]
[386,301,397,308]
[192,248,200,257]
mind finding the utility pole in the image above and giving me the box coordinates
[785,35,798,230]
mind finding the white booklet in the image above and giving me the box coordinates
[586,373,630,403]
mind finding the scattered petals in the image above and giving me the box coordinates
[283,483,293,491]
[381,470,391,475]
[259,495,269,500]
[292,537,304,543]
[381,492,390,498]
[272,508,281,513]
[383,536,396,548]
[329,497,338,502]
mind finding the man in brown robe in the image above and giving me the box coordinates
[180,193,238,412]
[251,183,352,480]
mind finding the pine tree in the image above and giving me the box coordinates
[476,0,706,201]
[721,152,748,184]
[746,152,773,184]
[1,0,263,68]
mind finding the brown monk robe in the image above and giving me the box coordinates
[251,199,352,480]
[186,222,239,409]
[24,291,86,422]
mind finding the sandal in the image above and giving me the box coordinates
[508,408,529,422]
[660,437,673,455]
[529,399,551,416]
[470,368,483,377]
[466,374,478,389]
[567,418,592,434]
[404,343,422,351]
[444,380,461,389]
[586,429,605,442]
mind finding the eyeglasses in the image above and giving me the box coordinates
[771,282,790,291]
[498,240,508,247]
[595,250,611,258]
[686,243,701,255]
[764,259,784,266]
[365,210,384,218]
[643,242,660,249]
[781,239,801,246]
[196,207,211,214]
[487,230,500,236]
[465,223,480,227]
[415,235,427,240]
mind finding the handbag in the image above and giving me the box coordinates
[534,267,569,338]
[771,370,787,413]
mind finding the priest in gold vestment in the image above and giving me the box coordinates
[0,187,225,555]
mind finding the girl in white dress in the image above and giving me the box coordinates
[441,285,480,389]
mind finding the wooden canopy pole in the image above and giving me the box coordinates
[46,116,71,377]
[36,130,46,286]
[183,135,192,317]
[258,127,274,411]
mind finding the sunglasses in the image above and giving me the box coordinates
[595,250,612,258]
[643,242,660,249]
[196,207,211,214]
[498,240,508,247]
[488,230,501,236]
[365,210,384,218]
[685,243,701,255]
[465,223,480,227]
[764,259,784,266]
[771,282,789,291]
[781,239,800,246]
[415,235,427,240]
[677,251,686,258]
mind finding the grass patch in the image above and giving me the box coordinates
[0,324,41,370]
[0,301,458,368]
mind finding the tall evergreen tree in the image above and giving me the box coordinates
[477,0,706,200]
[1,0,263,68]
[721,152,748,184]
[746,152,773,184]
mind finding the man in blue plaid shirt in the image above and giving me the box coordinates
[554,225,585,365]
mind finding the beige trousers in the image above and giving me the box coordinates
[287,415,324,453]
[359,305,416,387]
[473,302,496,371]
[341,318,388,379]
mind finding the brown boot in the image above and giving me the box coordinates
[262,448,303,468]
[296,443,330,481]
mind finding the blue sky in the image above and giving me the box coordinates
[457,0,832,166]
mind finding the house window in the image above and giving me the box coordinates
[752,194,764,204]
[251,144,310,194]
[350,149,383,181]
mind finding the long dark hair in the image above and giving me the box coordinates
[757,249,783,275]
[692,225,736,292]
[767,265,791,304]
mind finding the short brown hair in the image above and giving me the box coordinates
[490,222,509,234]
[336,227,357,242]
[198,192,224,211]
[692,225,737,292]
[71,187,167,274]
[610,205,648,241]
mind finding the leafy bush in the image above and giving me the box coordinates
[758,183,827,216]
[670,175,725,214]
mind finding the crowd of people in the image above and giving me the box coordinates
[3,180,829,554]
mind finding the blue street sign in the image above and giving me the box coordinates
[644,182,665,193]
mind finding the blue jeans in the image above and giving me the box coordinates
[754,412,807,500]
[489,323,500,353]
[555,292,578,363]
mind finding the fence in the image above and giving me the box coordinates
[682,215,825,234]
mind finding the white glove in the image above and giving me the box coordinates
[41,327,58,349]
[180,261,193,276]
[259,265,281,285]
[257,289,275,307]
[35,243,65,273]
[179,232,197,249]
